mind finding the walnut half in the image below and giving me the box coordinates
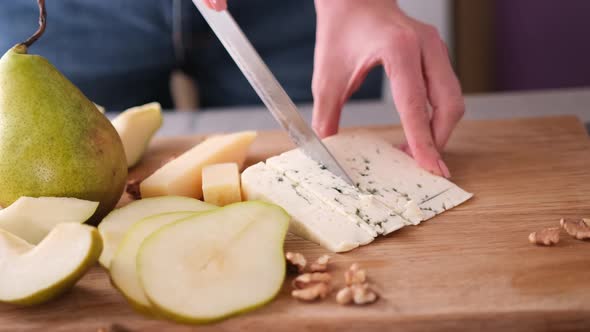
[528,227,560,246]
[560,218,590,240]
[344,263,367,286]
[351,283,379,305]
[336,283,379,305]
[335,287,354,305]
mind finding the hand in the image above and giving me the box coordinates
[202,0,227,11]
[312,0,464,178]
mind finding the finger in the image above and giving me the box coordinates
[383,31,446,177]
[312,61,378,138]
[311,73,346,138]
[312,55,381,138]
[203,0,227,11]
[421,28,465,150]
[311,49,352,138]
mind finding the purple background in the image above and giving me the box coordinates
[495,0,590,91]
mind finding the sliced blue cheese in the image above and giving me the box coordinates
[240,132,472,253]
[241,162,375,252]
[418,186,473,219]
[323,132,472,221]
[266,150,409,235]
[357,194,409,234]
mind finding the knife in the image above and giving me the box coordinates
[192,1,354,186]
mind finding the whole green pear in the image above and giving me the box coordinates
[0,44,127,222]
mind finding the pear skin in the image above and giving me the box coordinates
[0,223,103,306]
[0,45,127,222]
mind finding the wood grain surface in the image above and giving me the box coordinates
[1,116,589,332]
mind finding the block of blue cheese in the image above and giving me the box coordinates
[240,132,473,252]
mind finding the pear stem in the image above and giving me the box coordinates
[21,0,47,48]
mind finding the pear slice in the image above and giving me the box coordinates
[110,211,198,312]
[98,196,216,268]
[0,197,99,244]
[111,102,163,168]
[0,223,102,305]
[138,201,289,324]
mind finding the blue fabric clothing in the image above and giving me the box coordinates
[0,0,382,110]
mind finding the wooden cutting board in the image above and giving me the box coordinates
[1,116,589,332]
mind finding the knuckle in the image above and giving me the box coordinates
[421,24,440,41]
[397,88,428,115]
[438,77,466,120]
[390,28,420,49]
[449,98,466,119]
[439,94,465,120]
[404,94,427,113]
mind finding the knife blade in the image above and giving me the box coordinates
[192,1,354,186]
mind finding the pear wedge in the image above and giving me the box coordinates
[110,211,198,312]
[0,223,102,305]
[138,201,289,324]
[111,102,163,168]
[98,196,216,268]
[0,197,98,244]
[140,131,257,199]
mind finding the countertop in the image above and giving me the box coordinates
[5,116,590,331]
[108,87,590,136]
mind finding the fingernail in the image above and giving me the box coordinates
[212,0,227,10]
[205,0,216,8]
[438,159,451,178]
[207,0,224,10]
